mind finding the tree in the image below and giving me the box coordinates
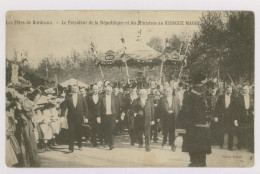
[225,11,254,83]
[187,11,254,84]
[187,11,227,78]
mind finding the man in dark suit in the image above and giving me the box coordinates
[114,83,124,134]
[80,86,91,142]
[101,85,119,150]
[121,83,138,145]
[132,88,155,152]
[205,82,219,145]
[61,85,88,153]
[180,74,211,167]
[80,86,87,98]
[234,84,254,152]
[149,88,161,143]
[159,87,181,151]
[214,86,236,150]
[87,84,103,147]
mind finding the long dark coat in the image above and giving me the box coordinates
[15,99,40,167]
[122,93,137,129]
[158,95,181,135]
[132,97,154,135]
[101,93,119,127]
[61,94,89,127]
[234,94,254,127]
[115,91,123,115]
[214,94,236,127]
[180,90,211,154]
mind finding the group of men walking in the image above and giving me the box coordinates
[60,73,254,167]
[61,81,182,153]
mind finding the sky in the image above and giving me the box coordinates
[6,11,203,67]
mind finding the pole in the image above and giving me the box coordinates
[217,68,220,86]
[227,72,236,86]
[159,61,164,85]
[184,42,189,56]
[123,53,130,84]
[45,60,49,80]
[178,62,184,80]
[156,65,159,83]
[99,64,104,79]
[125,61,130,84]
[120,66,123,81]
[55,74,58,94]
[179,42,183,54]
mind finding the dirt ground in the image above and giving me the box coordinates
[38,133,254,168]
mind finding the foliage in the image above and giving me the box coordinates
[187,11,254,84]
[36,49,99,84]
[147,36,164,53]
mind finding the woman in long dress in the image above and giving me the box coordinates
[6,108,21,167]
[15,89,41,167]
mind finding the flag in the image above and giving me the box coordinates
[90,41,98,56]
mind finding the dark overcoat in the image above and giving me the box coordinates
[180,90,212,154]
[158,95,181,135]
[214,94,236,127]
[61,94,88,127]
[132,97,154,134]
[101,93,119,124]
[234,94,254,127]
[122,93,137,129]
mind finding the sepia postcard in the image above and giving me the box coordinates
[5,10,254,168]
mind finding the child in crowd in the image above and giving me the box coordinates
[40,105,53,151]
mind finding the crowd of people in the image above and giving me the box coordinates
[6,74,254,167]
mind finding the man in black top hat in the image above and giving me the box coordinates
[180,73,211,167]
